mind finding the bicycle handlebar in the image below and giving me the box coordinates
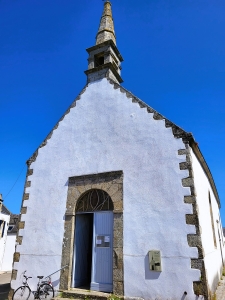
[23,275,32,280]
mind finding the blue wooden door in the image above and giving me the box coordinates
[91,211,113,292]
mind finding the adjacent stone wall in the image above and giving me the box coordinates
[60,171,124,295]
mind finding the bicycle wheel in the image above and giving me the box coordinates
[37,283,54,300]
[13,286,31,300]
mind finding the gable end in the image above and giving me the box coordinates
[26,84,88,166]
[26,78,220,208]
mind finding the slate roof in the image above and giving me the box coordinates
[1,204,10,215]
[1,204,19,233]
[8,214,19,234]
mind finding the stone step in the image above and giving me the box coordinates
[56,288,124,300]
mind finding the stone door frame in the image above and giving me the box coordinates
[60,171,124,295]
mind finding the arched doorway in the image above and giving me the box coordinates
[60,171,123,295]
[73,189,114,292]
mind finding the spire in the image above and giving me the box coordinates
[84,1,123,84]
[96,1,116,45]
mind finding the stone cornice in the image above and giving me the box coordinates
[86,40,123,62]
[84,62,123,83]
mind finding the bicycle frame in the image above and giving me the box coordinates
[13,266,68,300]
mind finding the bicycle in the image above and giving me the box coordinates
[12,271,54,300]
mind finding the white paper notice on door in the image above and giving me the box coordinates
[96,235,110,247]
[96,237,102,245]
[104,236,110,243]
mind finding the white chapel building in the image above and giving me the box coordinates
[11,2,224,299]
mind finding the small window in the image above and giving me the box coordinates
[8,225,14,232]
[209,192,217,248]
[94,54,104,67]
[218,216,224,246]
[0,221,6,238]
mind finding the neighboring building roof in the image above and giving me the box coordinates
[0,203,19,234]
[8,214,19,234]
[1,204,10,215]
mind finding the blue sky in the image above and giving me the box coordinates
[0,0,225,222]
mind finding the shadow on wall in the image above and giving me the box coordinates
[180,294,188,300]
[52,278,60,288]
[210,270,221,294]
[144,254,197,300]
[144,254,161,280]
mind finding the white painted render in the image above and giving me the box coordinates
[190,149,224,293]
[1,234,16,271]
[0,213,10,271]
[13,78,200,299]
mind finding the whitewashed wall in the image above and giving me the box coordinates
[0,213,10,271]
[13,78,200,299]
[190,149,224,293]
[1,234,16,271]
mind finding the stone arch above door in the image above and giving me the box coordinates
[76,189,114,212]
[60,171,123,295]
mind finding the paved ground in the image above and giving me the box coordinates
[0,271,225,300]
[216,276,225,300]
[0,272,11,300]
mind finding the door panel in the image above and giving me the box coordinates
[73,214,93,287]
[91,212,113,292]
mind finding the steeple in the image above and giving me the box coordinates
[84,1,123,84]
[96,1,116,45]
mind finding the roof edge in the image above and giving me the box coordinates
[189,140,220,208]
[1,203,11,215]
[106,78,221,207]
[26,84,89,166]
[107,78,193,141]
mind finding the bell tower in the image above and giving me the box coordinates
[85,1,123,84]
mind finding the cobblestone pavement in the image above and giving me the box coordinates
[0,272,11,300]
[216,276,225,300]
